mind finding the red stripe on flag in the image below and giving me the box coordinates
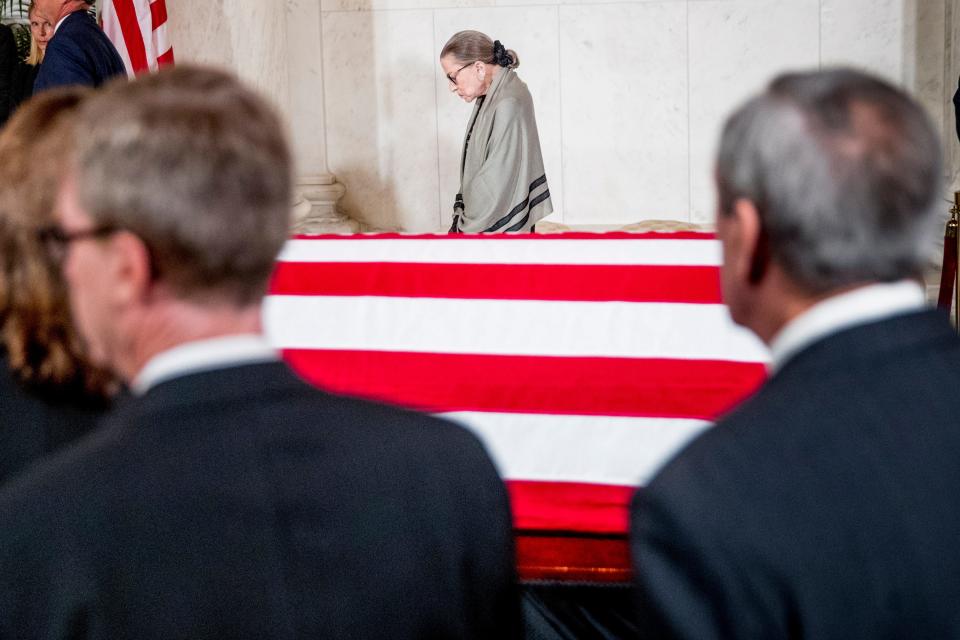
[110,0,149,72]
[515,533,631,583]
[270,262,723,303]
[157,47,174,66]
[282,349,765,420]
[508,480,635,534]
[149,0,167,26]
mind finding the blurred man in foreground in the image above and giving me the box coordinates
[632,68,960,638]
[0,66,520,639]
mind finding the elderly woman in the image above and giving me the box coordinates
[0,88,115,485]
[440,30,552,233]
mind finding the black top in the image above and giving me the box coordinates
[632,310,960,639]
[11,61,39,111]
[0,352,107,485]
[0,360,521,639]
[0,22,40,125]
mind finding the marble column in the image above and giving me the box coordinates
[166,0,357,232]
[286,0,357,233]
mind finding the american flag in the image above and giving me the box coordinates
[265,232,769,580]
[101,0,174,76]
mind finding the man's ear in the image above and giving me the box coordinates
[731,198,768,285]
[108,231,154,305]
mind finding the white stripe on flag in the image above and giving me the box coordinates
[100,2,135,77]
[278,238,722,266]
[134,1,155,70]
[153,22,171,66]
[263,295,769,362]
[441,411,711,486]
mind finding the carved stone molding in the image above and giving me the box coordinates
[291,174,360,234]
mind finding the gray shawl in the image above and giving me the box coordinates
[453,68,552,233]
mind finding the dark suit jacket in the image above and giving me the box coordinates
[631,310,960,639]
[0,353,106,485]
[33,10,125,93]
[0,361,520,639]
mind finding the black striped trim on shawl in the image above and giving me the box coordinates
[505,189,550,232]
[484,175,548,233]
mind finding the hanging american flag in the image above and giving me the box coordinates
[264,232,769,580]
[101,0,174,76]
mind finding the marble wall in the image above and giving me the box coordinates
[165,0,288,107]
[166,0,958,232]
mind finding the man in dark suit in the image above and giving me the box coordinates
[631,68,960,639]
[32,0,125,93]
[0,66,521,639]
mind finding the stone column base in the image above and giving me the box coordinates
[291,174,360,234]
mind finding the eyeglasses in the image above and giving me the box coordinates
[37,224,119,263]
[446,61,475,86]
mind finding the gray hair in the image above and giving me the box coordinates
[716,68,942,294]
[71,65,292,306]
[441,31,520,70]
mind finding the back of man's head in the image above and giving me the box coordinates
[36,0,91,23]
[716,68,942,295]
[71,65,292,307]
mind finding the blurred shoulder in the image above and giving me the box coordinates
[638,380,795,511]
[0,421,126,534]
[252,364,492,461]
[320,390,488,454]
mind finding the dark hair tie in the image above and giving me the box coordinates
[492,40,513,67]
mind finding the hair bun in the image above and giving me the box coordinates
[492,40,514,67]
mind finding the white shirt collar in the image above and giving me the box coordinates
[131,334,278,395]
[768,280,926,373]
[54,14,71,34]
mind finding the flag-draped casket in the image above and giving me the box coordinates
[264,232,769,581]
